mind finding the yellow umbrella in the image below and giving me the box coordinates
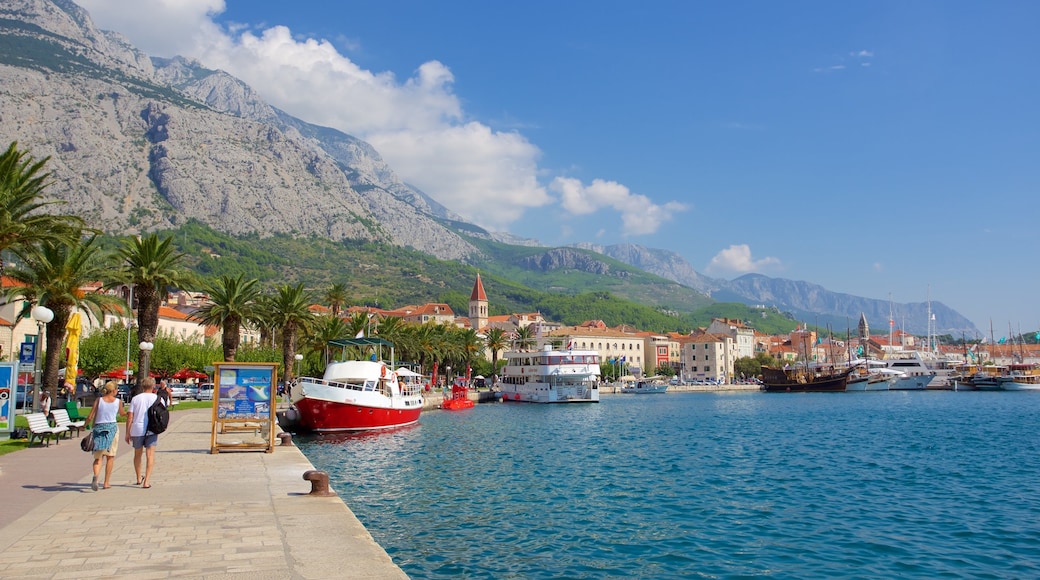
[64,312,82,391]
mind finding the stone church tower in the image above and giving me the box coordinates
[469,273,488,331]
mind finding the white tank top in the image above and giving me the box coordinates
[95,398,121,424]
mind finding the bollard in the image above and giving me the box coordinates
[303,470,335,496]
[277,432,293,446]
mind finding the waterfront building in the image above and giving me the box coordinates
[548,321,645,376]
[680,332,736,383]
[706,318,756,360]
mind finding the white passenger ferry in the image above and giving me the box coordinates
[498,345,600,403]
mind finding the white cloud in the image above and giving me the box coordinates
[851,50,874,58]
[704,244,781,275]
[550,177,688,236]
[76,1,683,235]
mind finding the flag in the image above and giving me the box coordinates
[567,339,573,350]
[355,329,364,339]
[620,356,626,363]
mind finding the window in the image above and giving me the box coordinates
[705,366,711,372]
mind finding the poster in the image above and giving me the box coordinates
[210,362,278,453]
[0,362,16,433]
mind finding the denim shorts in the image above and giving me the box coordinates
[131,434,158,449]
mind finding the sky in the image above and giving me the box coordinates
[75,1,1040,333]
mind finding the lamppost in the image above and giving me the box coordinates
[30,305,54,412]
[124,284,135,387]
[294,353,303,378]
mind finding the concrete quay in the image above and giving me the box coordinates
[0,408,408,579]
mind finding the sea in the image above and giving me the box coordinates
[296,391,1040,579]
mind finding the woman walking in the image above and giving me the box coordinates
[85,381,126,491]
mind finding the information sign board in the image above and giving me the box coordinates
[209,362,279,453]
[0,362,16,433]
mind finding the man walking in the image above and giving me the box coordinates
[125,377,160,488]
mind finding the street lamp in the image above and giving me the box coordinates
[294,353,303,378]
[31,305,54,412]
[124,284,135,387]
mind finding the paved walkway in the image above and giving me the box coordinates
[0,409,408,579]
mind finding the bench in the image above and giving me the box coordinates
[25,413,69,447]
[65,400,86,422]
[52,408,85,437]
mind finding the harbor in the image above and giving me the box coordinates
[0,408,407,579]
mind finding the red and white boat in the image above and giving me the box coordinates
[290,359,424,432]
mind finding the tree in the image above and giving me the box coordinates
[268,283,314,386]
[191,274,261,362]
[114,233,194,386]
[324,282,348,318]
[483,327,508,373]
[3,235,119,399]
[734,353,778,379]
[513,325,535,350]
[0,141,85,273]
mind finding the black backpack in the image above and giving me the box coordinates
[147,397,170,434]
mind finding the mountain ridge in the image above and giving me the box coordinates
[1,0,977,337]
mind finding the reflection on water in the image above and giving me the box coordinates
[298,393,1040,579]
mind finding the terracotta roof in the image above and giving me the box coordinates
[470,274,487,301]
[158,306,190,321]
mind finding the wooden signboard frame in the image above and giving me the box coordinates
[209,362,279,454]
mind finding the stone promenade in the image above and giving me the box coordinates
[0,408,408,579]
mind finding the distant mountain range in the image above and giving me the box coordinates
[0,0,978,337]
[574,243,977,336]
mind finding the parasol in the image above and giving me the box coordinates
[64,312,82,388]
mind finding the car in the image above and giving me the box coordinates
[194,383,214,401]
[168,382,197,400]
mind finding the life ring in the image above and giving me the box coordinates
[381,365,386,378]
[391,372,397,381]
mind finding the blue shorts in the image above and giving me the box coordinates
[131,434,158,449]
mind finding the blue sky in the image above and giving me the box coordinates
[77,1,1040,334]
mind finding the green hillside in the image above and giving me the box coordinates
[105,221,798,335]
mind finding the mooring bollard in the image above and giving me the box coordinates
[277,432,293,446]
[303,470,335,496]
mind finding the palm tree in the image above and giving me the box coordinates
[324,283,348,318]
[252,294,279,349]
[191,274,261,362]
[514,325,536,350]
[3,235,119,399]
[484,327,509,373]
[0,141,85,273]
[268,283,315,386]
[114,233,193,385]
[455,328,484,378]
[305,314,351,367]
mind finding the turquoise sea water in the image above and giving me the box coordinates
[297,392,1040,579]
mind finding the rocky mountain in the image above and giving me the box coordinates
[0,0,480,261]
[575,243,977,336]
[0,0,978,337]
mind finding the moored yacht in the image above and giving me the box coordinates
[499,345,600,403]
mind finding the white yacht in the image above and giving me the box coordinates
[882,349,958,390]
[499,345,600,403]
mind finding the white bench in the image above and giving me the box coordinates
[51,408,85,437]
[25,413,69,447]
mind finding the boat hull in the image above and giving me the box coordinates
[293,397,422,432]
[441,398,475,410]
[499,384,599,403]
[889,375,932,390]
[761,367,852,393]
